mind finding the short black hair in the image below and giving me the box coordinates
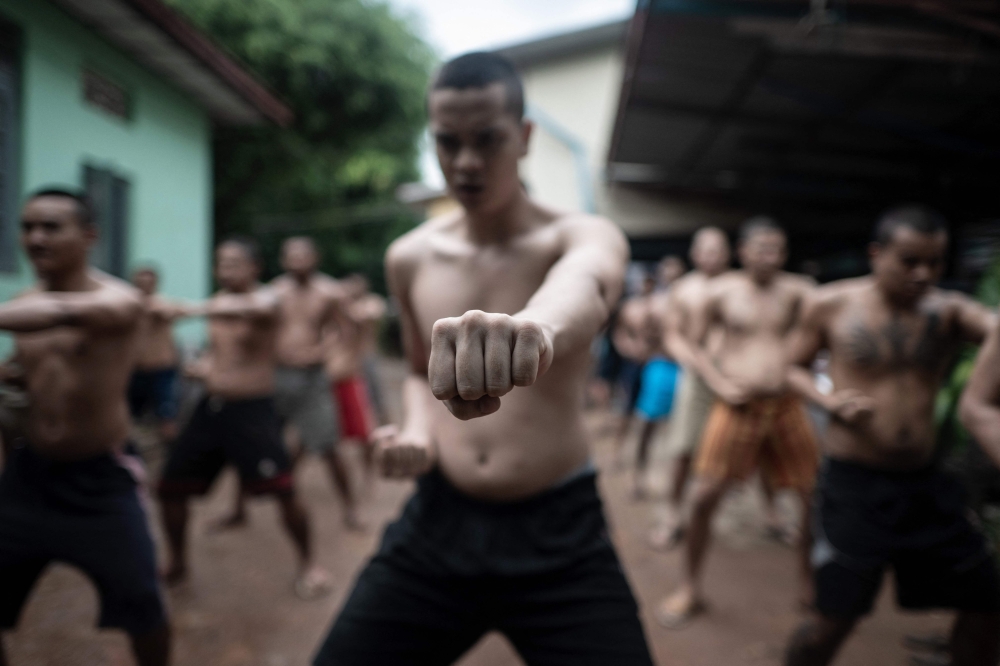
[28,187,94,227]
[219,235,262,266]
[738,215,785,243]
[874,205,948,245]
[430,52,525,120]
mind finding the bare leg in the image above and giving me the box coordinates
[208,482,247,532]
[656,477,728,626]
[129,623,171,666]
[632,419,657,499]
[276,492,332,600]
[785,614,858,666]
[0,632,8,666]
[322,448,365,531]
[160,498,189,585]
[359,443,376,495]
[796,488,815,609]
[951,611,1000,666]
[648,452,692,550]
[613,412,635,471]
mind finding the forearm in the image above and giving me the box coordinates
[686,343,733,395]
[400,373,435,440]
[664,330,697,368]
[787,365,832,410]
[203,294,270,319]
[516,273,611,364]
[960,397,1000,468]
[0,297,78,332]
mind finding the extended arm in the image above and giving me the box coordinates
[201,289,277,320]
[0,287,140,332]
[960,320,1000,468]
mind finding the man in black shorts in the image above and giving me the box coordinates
[784,205,1000,665]
[312,52,653,665]
[157,237,332,599]
[0,189,168,665]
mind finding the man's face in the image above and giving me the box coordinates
[870,227,947,302]
[132,270,158,295]
[691,233,731,276]
[21,196,96,277]
[215,244,258,291]
[281,240,317,277]
[658,258,686,286]
[739,230,786,280]
[428,82,531,215]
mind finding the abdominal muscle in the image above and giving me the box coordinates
[431,362,591,502]
[716,335,789,395]
[823,374,938,470]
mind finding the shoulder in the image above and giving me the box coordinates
[705,270,742,296]
[927,287,986,317]
[385,213,455,274]
[93,271,142,308]
[805,277,869,314]
[553,211,628,254]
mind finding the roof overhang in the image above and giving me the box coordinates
[49,0,292,126]
[495,19,629,68]
[608,0,1000,219]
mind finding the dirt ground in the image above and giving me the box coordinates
[3,359,956,666]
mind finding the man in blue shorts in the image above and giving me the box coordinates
[0,189,169,665]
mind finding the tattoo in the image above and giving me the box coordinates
[847,311,950,372]
[847,325,881,365]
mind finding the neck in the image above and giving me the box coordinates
[291,271,313,286]
[749,270,776,287]
[463,189,534,245]
[876,282,920,311]
[42,265,91,292]
[226,282,257,295]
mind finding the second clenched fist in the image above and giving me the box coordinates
[428,310,552,420]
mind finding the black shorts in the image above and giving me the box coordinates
[313,467,653,666]
[0,445,166,635]
[158,395,293,498]
[813,457,1000,618]
[128,367,180,421]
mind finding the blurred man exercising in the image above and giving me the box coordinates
[0,189,169,666]
[785,206,1000,666]
[158,238,331,599]
[658,218,819,627]
[313,52,653,665]
[648,227,731,549]
[129,266,195,441]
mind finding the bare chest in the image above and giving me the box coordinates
[409,245,558,342]
[278,293,327,333]
[719,286,800,337]
[210,318,274,355]
[829,304,955,376]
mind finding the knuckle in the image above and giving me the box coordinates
[432,318,458,338]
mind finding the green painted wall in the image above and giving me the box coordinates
[0,0,211,350]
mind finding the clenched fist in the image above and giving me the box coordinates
[372,425,435,478]
[428,310,552,420]
[826,389,875,425]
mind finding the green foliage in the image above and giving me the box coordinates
[165,0,434,287]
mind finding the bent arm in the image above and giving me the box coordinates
[682,289,736,396]
[954,295,997,344]
[785,293,833,410]
[960,321,1000,468]
[0,290,140,332]
[663,291,697,367]
[514,217,628,370]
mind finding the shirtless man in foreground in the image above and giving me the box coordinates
[658,218,820,627]
[129,266,195,441]
[157,238,331,599]
[647,227,731,549]
[313,52,653,665]
[785,206,1000,666]
[0,190,169,666]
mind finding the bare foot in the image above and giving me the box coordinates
[655,587,705,629]
[161,562,187,587]
[647,520,685,552]
[207,512,247,534]
[295,566,334,601]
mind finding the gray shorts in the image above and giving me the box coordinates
[274,365,339,454]
[663,369,715,457]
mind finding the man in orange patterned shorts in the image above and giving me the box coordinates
[656,217,819,628]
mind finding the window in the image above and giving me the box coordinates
[84,166,130,277]
[0,20,20,273]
